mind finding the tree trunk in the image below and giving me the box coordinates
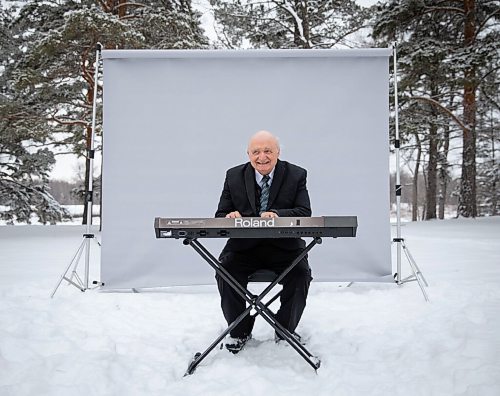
[421,162,427,221]
[293,0,310,48]
[438,124,451,219]
[425,121,438,219]
[458,0,477,217]
[412,134,422,221]
[490,125,498,216]
[300,0,310,48]
[118,0,126,18]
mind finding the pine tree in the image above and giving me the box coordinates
[210,0,369,49]
[373,0,500,218]
[0,3,71,224]
[476,71,500,216]
[2,0,209,224]
[379,7,460,220]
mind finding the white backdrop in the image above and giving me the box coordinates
[101,49,392,289]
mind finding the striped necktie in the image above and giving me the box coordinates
[259,175,270,215]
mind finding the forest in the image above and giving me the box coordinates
[1,0,499,223]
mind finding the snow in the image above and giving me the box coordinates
[1,217,499,395]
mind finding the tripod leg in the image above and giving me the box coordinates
[401,242,429,302]
[69,239,86,282]
[403,242,429,287]
[51,239,86,298]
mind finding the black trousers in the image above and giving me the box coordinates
[216,243,312,338]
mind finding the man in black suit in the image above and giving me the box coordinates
[215,130,313,353]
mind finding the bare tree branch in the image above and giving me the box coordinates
[475,8,500,37]
[411,96,469,133]
[480,87,500,112]
[423,6,465,14]
[96,0,111,13]
[50,115,89,127]
[114,2,147,11]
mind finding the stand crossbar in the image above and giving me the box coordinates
[183,237,322,376]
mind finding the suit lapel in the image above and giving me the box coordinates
[244,164,257,214]
[268,160,285,209]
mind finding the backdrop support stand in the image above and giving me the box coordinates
[51,43,104,298]
[391,42,429,302]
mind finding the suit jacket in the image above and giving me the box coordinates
[215,159,312,252]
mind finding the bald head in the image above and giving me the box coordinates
[247,130,280,175]
[247,130,280,152]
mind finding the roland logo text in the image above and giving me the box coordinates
[234,218,275,228]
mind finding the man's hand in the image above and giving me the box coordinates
[260,211,279,219]
[225,211,242,218]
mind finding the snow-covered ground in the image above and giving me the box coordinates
[0,217,499,396]
[0,203,459,226]
[0,205,101,226]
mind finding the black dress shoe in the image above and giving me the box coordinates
[225,334,252,354]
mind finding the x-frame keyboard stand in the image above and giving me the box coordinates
[183,236,323,376]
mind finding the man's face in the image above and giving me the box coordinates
[247,136,280,175]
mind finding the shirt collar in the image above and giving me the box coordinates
[255,168,275,185]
